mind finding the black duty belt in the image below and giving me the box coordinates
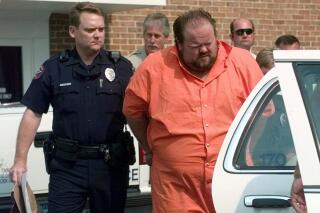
[53,137,110,160]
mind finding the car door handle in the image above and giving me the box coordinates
[244,195,291,208]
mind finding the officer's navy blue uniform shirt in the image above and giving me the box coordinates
[21,49,133,145]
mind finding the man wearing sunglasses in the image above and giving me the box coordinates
[230,18,256,58]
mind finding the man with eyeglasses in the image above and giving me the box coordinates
[230,18,256,58]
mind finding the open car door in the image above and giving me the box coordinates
[212,50,320,212]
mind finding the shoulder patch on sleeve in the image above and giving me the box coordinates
[34,64,45,80]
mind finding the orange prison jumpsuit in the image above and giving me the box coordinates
[123,41,263,213]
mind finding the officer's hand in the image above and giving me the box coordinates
[9,161,27,185]
[291,177,307,213]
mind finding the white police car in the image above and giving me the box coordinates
[212,50,320,212]
[0,107,151,212]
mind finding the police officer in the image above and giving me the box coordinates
[9,2,133,213]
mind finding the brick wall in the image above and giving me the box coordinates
[50,0,320,56]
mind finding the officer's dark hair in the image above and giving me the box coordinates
[229,18,255,34]
[173,9,216,45]
[143,13,170,37]
[275,34,300,47]
[69,2,105,27]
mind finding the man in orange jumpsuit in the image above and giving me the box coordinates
[123,9,263,212]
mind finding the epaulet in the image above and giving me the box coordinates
[108,50,132,67]
[119,54,133,67]
[121,56,135,72]
[59,49,71,62]
[44,55,59,64]
[109,51,121,63]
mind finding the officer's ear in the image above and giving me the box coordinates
[69,26,76,38]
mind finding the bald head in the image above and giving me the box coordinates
[230,18,255,51]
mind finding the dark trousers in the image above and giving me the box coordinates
[48,158,129,213]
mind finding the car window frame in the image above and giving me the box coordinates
[233,82,296,171]
[223,74,295,174]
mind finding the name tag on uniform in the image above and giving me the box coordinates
[59,83,72,87]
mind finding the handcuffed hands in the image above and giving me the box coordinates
[291,177,307,213]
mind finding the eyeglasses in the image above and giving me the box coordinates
[233,28,254,36]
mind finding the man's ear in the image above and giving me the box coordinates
[69,26,76,38]
[164,35,171,45]
[229,33,233,41]
[176,42,182,52]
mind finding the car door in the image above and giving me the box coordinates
[277,59,320,212]
[212,68,296,213]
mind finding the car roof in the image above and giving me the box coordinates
[274,50,320,62]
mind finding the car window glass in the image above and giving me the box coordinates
[0,46,23,103]
[294,63,320,155]
[235,84,296,170]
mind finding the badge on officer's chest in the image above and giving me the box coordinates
[105,68,115,82]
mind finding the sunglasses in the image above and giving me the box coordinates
[233,28,254,36]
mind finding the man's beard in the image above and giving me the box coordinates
[191,55,214,73]
[177,46,217,76]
